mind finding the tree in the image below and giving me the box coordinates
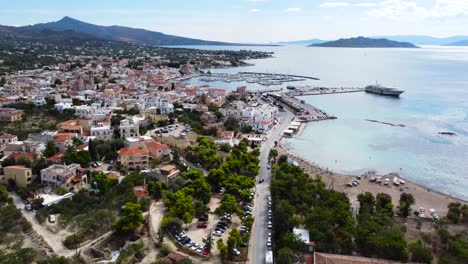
[0,185,12,204]
[224,116,239,131]
[215,194,238,216]
[43,141,57,158]
[278,154,288,164]
[183,211,193,228]
[399,193,415,218]
[148,181,164,200]
[277,247,294,264]
[88,138,97,161]
[113,202,143,234]
[409,240,433,264]
[217,239,228,261]
[202,233,214,253]
[447,202,462,224]
[93,173,110,199]
[268,149,279,163]
[358,192,376,215]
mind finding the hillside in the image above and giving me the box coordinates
[20,16,241,46]
[446,40,468,46]
[375,35,468,45]
[309,37,419,48]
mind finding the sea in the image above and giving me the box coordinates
[174,45,468,200]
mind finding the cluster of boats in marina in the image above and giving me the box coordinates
[197,72,308,86]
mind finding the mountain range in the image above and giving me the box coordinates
[0,16,270,46]
[309,37,419,48]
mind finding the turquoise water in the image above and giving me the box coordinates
[179,45,468,200]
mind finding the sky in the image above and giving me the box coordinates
[1,0,468,43]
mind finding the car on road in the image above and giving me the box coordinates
[267,165,271,169]
[258,179,264,183]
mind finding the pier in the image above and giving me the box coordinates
[238,72,320,80]
[266,93,337,122]
[286,86,364,96]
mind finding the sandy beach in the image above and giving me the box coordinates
[277,145,467,217]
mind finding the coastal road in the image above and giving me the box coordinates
[249,110,294,264]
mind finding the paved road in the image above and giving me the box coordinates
[249,110,293,264]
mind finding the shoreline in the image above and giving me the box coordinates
[277,144,467,216]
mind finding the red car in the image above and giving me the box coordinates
[197,222,208,228]
[201,251,209,256]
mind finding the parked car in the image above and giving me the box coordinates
[49,214,56,223]
[197,222,208,228]
[233,248,241,256]
[199,214,209,221]
[24,203,32,211]
[212,230,223,236]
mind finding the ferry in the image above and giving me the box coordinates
[365,84,404,97]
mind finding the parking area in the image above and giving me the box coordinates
[175,195,248,258]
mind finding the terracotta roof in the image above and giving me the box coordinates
[0,134,17,139]
[5,165,30,170]
[133,185,149,199]
[106,173,122,180]
[53,133,74,142]
[9,152,37,161]
[119,146,149,157]
[71,176,82,183]
[163,251,189,263]
[58,120,76,127]
[145,141,169,151]
[61,125,82,131]
[47,152,64,162]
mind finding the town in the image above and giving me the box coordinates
[1,21,467,264]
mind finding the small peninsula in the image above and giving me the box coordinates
[309,36,419,48]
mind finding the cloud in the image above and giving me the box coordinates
[320,2,377,8]
[285,7,302,12]
[320,2,350,8]
[368,0,468,20]
[248,8,260,13]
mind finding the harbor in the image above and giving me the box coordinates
[193,72,319,86]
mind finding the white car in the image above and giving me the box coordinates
[49,214,56,223]
[212,231,223,236]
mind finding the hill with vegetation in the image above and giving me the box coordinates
[309,37,419,48]
[18,16,245,46]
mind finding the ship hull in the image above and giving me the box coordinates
[365,90,404,97]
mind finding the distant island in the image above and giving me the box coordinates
[309,37,419,48]
[446,40,468,46]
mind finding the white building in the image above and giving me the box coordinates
[90,123,113,140]
[73,105,95,118]
[40,163,87,191]
[144,97,174,114]
[119,119,140,139]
